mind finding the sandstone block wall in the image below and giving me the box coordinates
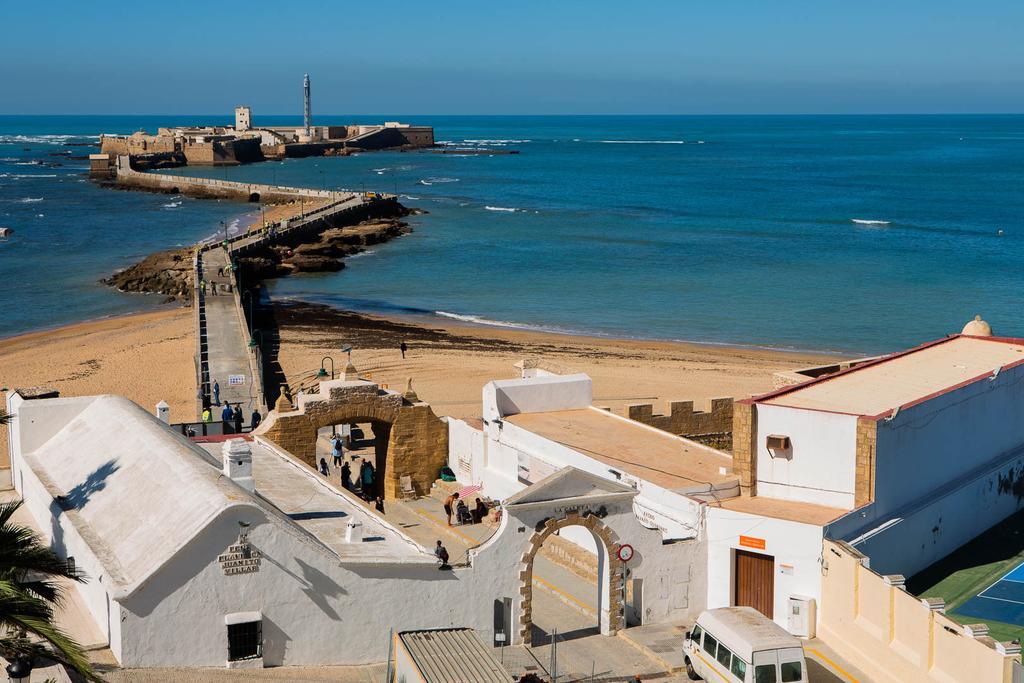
[628,397,733,437]
[855,417,877,507]
[732,401,757,495]
[257,381,448,500]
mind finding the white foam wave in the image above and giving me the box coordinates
[18,197,44,203]
[851,219,890,226]
[599,140,687,144]
[485,206,519,213]
[347,250,376,259]
[400,195,420,200]
[163,201,182,209]
[461,139,530,145]
[435,311,541,330]
[0,134,98,145]
[418,177,459,185]
[0,173,58,179]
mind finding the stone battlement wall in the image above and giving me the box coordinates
[628,397,733,437]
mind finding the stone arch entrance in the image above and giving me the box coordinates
[517,510,623,642]
[256,378,448,499]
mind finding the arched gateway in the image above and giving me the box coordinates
[256,377,448,499]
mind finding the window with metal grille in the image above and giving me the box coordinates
[227,620,262,661]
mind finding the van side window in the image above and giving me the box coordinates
[691,624,703,643]
[781,661,802,682]
[755,664,777,683]
[703,633,718,659]
[716,643,733,669]
[731,656,748,680]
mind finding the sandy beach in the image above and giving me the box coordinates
[267,301,843,421]
[0,299,843,465]
[0,307,195,466]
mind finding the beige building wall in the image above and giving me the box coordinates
[819,539,1020,683]
[732,400,757,495]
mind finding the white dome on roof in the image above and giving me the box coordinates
[961,315,993,336]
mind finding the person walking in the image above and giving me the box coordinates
[232,405,243,434]
[250,409,261,430]
[443,492,460,526]
[399,341,408,359]
[199,279,207,297]
[212,380,220,406]
[374,497,385,514]
[362,460,375,499]
[340,460,351,491]
[435,540,450,570]
[319,457,330,476]
[331,434,344,468]
[221,402,233,433]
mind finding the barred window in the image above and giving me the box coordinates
[227,620,262,661]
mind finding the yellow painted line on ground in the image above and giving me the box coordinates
[532,574,595,615]
[413,507,483,546]
[806,647,860,683]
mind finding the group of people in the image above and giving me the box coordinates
[442,492,490,526]
[321,434,380,505]
[199,380,262,434]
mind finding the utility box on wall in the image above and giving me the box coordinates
[788,594,816,638]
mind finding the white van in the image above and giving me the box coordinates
[683,607,807,683]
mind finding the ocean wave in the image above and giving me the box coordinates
[347,250,376,259]
[435,311,542,330]
[0,173,58,179]
[163,201,182,209]
[485,206,519,213]
[400,195,420,200]
[18,197,44,203]
[851,219,890,226]
[418,177,460,185]
[0,134,98,145]
[461,139,531,145]
[599,140,688,144]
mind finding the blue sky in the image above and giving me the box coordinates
[2,0,1022,114]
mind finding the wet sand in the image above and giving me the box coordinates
[268,301,843,421]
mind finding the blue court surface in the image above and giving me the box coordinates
[957,562,1024,626]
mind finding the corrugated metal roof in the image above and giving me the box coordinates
[399,629,513,683]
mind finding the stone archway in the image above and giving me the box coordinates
[256,379,448,499]
[517,510,624,643]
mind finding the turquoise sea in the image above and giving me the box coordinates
[1,115,1022,354]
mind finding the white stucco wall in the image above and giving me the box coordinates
[705,507,825,632]
[482,374,592,422]
[754,404,858,508]
[448,418,486,485]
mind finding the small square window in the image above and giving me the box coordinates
[781,661,802,682]
[227,621,262,661]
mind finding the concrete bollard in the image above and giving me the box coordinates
[156,400,170,424]
[345,520,363,544]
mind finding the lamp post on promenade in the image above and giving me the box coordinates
[318,356,335,380]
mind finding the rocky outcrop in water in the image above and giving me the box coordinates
[100,214,416,302]
[102,247,195,302]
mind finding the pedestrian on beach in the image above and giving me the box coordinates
[362,460,375,498]
[213,380,220,405]
[375,497,385,514]
[250,409,261,431]
[232,405,243,434]
[435,540,450,570]
[200,279,207,296]
[400,341,408,359]
[319,457,330,476]
[210,281,217,296]
[331,434,344,468]
[443,492,460,526]
[221,403,233,432]
[202,407,212,423]
[340,460,351,490]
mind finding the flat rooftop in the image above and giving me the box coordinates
[710,493,849,525]
[762,335,1024,417]
[505,407,737,496]
[197,441,432,564]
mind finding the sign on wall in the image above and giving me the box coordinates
[218,532,262,575]
[228,374,246,386]
[739,535,767,551]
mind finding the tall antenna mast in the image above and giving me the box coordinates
[303,73,312,136]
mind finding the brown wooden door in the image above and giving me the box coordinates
[734,549,775,619]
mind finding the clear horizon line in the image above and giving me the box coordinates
[2,111,1023,118]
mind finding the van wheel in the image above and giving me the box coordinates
[685,657,700,680]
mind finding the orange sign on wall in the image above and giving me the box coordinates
[739,535,766,551]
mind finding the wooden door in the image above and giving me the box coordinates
[735,549,775,619]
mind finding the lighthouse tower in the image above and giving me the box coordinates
[303,73,312,137]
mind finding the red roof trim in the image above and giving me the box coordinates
[752,334,1024,419]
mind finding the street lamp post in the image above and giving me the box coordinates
[318,356,335,380]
